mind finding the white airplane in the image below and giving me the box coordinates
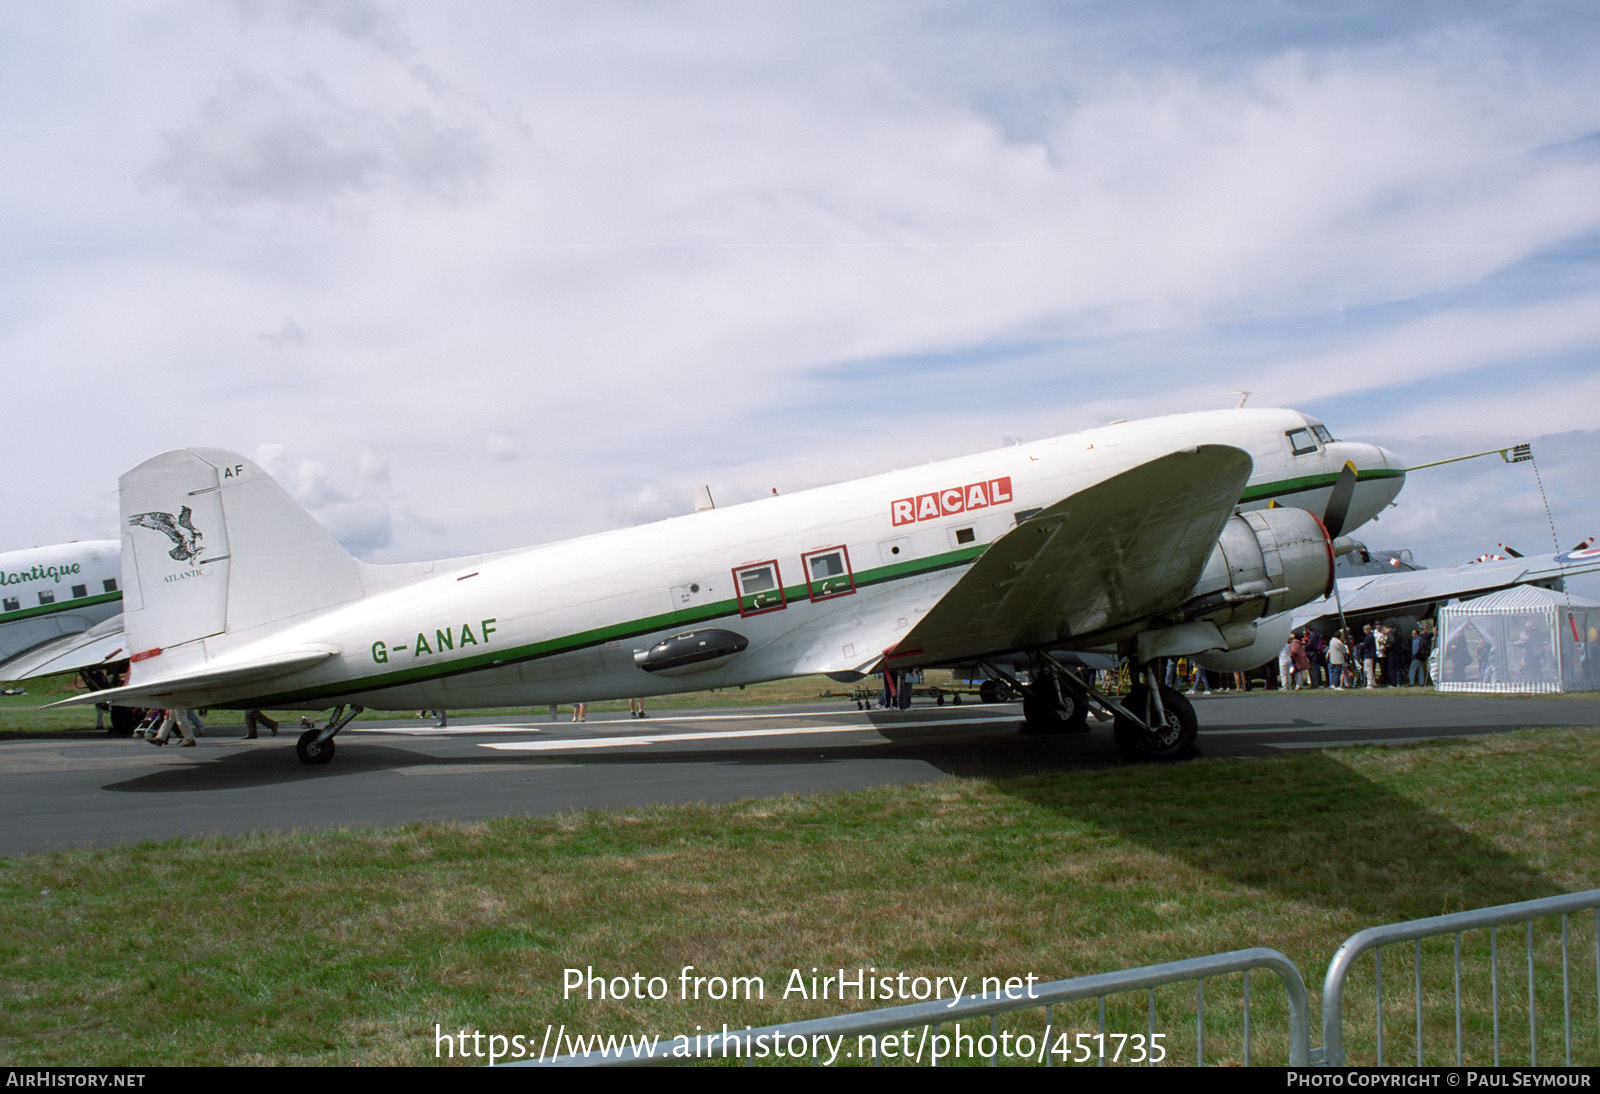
[52,407,1406,764]
[0,541,123,679]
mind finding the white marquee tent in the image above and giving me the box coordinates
[1436,586,1600,693]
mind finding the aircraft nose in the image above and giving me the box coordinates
[1354,442,1405,510]
[1337,440,1401,477]
[1321,440,1406,538]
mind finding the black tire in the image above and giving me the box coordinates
[1022,679,1090,734]
[1113,684,1198,761]
[296,729,335,765]
[979,679,1018,703]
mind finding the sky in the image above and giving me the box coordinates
[4,1,1599,595]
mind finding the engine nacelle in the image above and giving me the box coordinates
[1135,508,1332,663]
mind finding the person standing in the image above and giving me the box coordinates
[1411,622,1434,687]
[1386,626,1406,688]
[1290,633,1311,689]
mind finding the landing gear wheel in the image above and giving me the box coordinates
[979,678,1017,703]
[109,707,139,737]
[1022,682,1090,734]
[297,729,336,765]
[1113,684,1197,761]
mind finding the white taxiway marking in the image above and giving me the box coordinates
[374,705,1019,736]
[479,714,1020,752]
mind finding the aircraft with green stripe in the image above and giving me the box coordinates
[53,407,1403,764]
[0,541,122,680]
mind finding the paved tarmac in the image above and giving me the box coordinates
[3,691,1598,855]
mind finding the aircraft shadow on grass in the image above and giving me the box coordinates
[93,708,1574,926]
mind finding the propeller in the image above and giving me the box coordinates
[1322,461,1358,539]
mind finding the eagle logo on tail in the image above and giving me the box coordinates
[128,507,206,562]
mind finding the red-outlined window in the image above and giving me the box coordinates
[733,560,787,617]
[802,545,855,602]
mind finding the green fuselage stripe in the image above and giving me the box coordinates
[1238,467,1403,504]
[237,545,987,707]
[0,591,122,626]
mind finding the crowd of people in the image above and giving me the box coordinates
[1170,619,1438,692]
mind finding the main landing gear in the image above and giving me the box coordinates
[1021,656,1090,734]
[1113,669,1197,763]
[980,653,1092,735]
[981,653,1198,761]
[296,704,364,765]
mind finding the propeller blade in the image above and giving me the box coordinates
[1323,461,1358,539]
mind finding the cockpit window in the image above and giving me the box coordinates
[1312,424,1336,445]
[1286,428,1318,456]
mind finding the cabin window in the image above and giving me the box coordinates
[103,579,118,593]
[955,527,976,545]
[802,546,855,602]
[2,597,17,613]
[72,584,88,599]
[38,590,55,606]
[1286,428,1318,456]
[733,561,787,617]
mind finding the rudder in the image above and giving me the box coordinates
[120,449,362,670]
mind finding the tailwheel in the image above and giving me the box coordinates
[1022,674,1090,734]
[978,679,1017,703]
[296,729,336,765]
[1113,683,1197,761]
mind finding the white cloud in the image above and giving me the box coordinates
[2,1,1598,582]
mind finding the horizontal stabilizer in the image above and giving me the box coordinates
[48,647,339,709]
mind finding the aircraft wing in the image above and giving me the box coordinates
[886,444,1255,667]
[1291,548,1600,629]
[0,616,129,681]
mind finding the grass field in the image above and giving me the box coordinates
[1,722,1596,1066]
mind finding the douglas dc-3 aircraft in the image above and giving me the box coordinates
[0,541,123,678]
[54,408,1406,764]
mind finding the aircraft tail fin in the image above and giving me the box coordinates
[119,449,364,673]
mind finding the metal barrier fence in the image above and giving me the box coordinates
[521,948,1311,1067]
[1322,887,1600,1067]
[517,889,1600,1066]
